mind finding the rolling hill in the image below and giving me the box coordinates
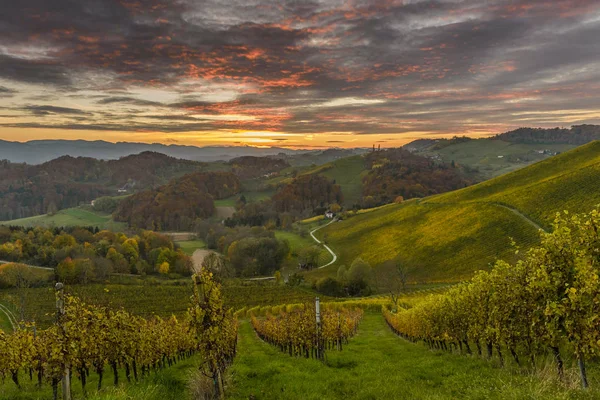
[310,141,600,285]
[297,155,367,207]
[0,139,306,164]
[405,125,600,180]
[0,207,127,230]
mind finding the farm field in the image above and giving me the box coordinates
[229,313,599,399]
[1,207,128,231]
[310,142,600,284]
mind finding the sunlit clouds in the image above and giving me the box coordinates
[0,0,600,147]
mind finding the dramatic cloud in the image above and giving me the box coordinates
[0,0,599,147]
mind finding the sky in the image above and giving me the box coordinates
[1,0,600,148]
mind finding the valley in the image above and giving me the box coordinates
[1,131,599,399]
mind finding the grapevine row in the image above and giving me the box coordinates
[383,207,600,388]
[251,304,363,358]
[0,270,237,399]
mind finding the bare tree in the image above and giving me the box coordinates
[390,261,409,312]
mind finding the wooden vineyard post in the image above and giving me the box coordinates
[315,297,324,361]
[55,282,71,400]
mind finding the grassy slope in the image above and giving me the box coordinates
[311,142,600,283]
[1,207,127,230]
[229,313,598,399]
[425,139,578,178]
[427,141,600,229]
[299,155,366,206]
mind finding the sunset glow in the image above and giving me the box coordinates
[1,0,600,148]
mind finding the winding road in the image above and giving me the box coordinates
[310,219,338,269]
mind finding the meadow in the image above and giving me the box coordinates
[176,239,207,255]
[1,207,128,230]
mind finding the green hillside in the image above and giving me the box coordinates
[428,141,600,228]
[414,138,578,178]
[0,207,127,230]
[311,141,600,284]
[298,155,366,206]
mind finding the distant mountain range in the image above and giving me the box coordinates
[0,139,312,164]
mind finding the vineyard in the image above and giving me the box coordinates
[0,271,237,400]
[313,141,600,284]
[251,304,363,359]
[383,207,600,388]
[0,281,324,328]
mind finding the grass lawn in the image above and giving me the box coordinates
[176,240,207,256]
[228,313,599,399]
[1,207,127,231]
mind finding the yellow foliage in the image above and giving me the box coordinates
[158,261,170,275]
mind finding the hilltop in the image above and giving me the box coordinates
[0,152,210,221]
[310,141,600,285]
[404,125,600,179]
[0,140,306,164]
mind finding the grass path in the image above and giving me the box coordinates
[0,303,17,332]
[228,313,598,399]
[492,202,547,232]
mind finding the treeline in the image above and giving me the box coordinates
[362,148,471,206]
[225,174,342,228]
[272,174,343,214]
[383,207,600,388]
[229,156,289,179]
[195,222,289,277]
[0,225,193,283]
[314,258,373,297]
[0,152,206,221]
[113,172,241,231]
[496,125,600,144]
